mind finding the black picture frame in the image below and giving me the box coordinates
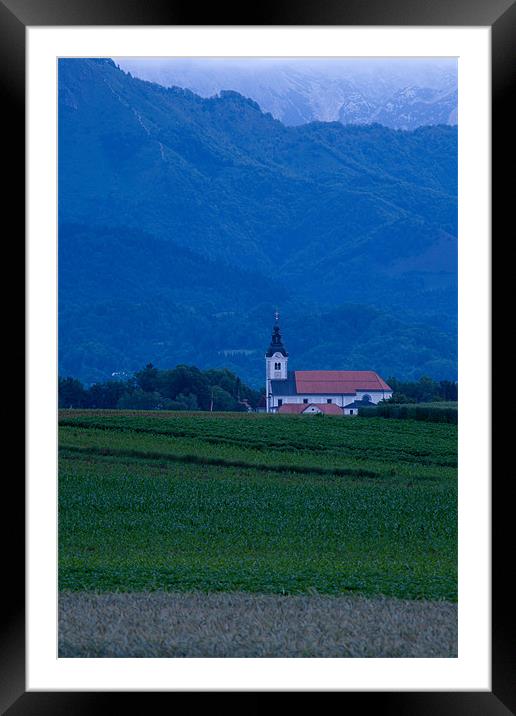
[4,0,511,710]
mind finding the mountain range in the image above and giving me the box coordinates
[58,58,457,388]
[115,57,458,130]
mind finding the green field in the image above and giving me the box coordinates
[59,410,457,600]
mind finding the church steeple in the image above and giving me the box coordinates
[265,311,289,413]
[266,311,288,357]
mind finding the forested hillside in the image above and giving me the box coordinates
[58,59,457,386]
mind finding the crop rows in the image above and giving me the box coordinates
[60,412,457,465]
[59,410,457,600]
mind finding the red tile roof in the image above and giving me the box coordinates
[278,404,306,414]
[294,370,392,395]
[307,403,344,415]
[278,403,344,415]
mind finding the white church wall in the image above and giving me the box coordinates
[270,391,392,410]
[272,394,357,408]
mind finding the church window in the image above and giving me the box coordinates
[327,398,332,404]
[350,409,354,414]
[303,398,308,404]
[274,362,281,370]
[278,399,283,407]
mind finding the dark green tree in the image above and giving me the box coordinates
[158,365,211,409]
[59,377,88,408]
[134,363,160,393]
[117,389,161,410]
[211,385,237,411]
[439,380,458,401]
[87,380,128,408]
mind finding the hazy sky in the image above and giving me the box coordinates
[113,57,457,89]
[113,57,456,72]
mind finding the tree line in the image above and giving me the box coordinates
[59,364,262,411]
[384,376,457,404]
[59,365,458,412]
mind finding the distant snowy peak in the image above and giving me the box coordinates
[338,85,457,129]
[365,86,458,130]
[337,91,377,125]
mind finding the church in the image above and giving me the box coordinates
[265,313,392,415]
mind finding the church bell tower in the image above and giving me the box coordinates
[265,311,288,413]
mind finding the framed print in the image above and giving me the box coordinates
[3,0,512,709]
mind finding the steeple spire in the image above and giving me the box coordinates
[266,310,288,357]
